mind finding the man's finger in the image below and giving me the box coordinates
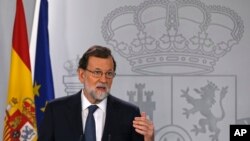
[141,112,146,117]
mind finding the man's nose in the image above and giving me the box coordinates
[99,74,108,83]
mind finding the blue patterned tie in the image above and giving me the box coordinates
[85,105,98,141]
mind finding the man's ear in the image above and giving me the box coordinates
[77,68,85,83]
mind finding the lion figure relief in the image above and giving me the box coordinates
[181,81,227,141]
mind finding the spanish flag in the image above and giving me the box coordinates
[3,0,37,140]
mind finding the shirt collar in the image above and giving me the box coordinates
[81,89,107,112]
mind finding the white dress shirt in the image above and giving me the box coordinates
[81,90,107,141]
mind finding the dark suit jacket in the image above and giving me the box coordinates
[38,91,144,141]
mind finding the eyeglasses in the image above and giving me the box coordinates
[85,69,116,79]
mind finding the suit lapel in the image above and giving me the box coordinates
[102,95,115,141]
[65,91,83,137]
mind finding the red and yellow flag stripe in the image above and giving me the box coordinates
[3,0,37,140]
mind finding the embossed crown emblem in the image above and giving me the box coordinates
[101,0,244,75]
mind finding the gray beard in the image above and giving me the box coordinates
[84,83,110,103]
[89,90,109,102]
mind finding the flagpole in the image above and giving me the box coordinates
[30,0,41,81]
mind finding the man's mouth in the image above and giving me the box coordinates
[96,86,107,91]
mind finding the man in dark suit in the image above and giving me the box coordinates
[38,45,154,141]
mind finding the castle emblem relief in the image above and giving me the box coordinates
[127,83,156,120]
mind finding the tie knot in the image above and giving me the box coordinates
[88,105,98,114]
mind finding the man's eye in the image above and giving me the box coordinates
[106,72,113,76]
[94,71,102,75]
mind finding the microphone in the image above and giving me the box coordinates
[79,134,83,141]
[108,134,111,141]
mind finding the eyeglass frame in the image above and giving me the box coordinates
[85,68,116,79]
